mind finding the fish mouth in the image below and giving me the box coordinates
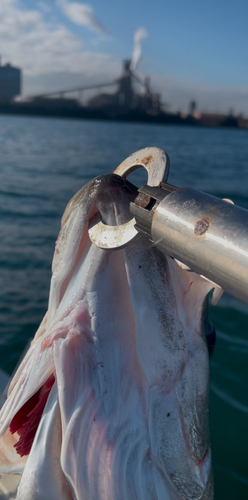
[9,375,55,457]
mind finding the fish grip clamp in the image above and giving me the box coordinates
[89,146,248,306]
[88,147,170,250]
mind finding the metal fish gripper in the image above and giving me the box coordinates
[89,147,248,306]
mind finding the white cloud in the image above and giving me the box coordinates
[151,74,248,115]
[24,67,120,98]
[0,0,118,95]
[57,0,109,34]
[0,1,247,114]
[38,1,52,13]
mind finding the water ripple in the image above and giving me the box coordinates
[211,383,248,415]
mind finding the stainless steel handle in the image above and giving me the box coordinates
[151,188,248,305]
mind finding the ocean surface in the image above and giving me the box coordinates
[0,115,248,498]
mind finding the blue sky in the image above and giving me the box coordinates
[1,0,248,114]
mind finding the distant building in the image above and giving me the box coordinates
[88,60,162,115]
[117,60,134,108]
[0,62,21,103]
[189,100,197,115]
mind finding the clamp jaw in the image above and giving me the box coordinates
[89,147,170,249]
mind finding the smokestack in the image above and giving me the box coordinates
[123,60,131,74]
[130,28,148,71]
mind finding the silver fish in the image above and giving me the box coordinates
[0,174,222,500]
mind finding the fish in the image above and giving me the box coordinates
[0,173,222,500]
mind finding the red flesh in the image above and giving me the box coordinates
[9,374,55,457]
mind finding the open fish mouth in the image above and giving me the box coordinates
[0,174,222,500]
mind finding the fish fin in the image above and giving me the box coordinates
[168,258,223,330]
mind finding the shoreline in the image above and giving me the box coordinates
[0,103,247,130]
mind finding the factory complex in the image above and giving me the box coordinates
[0,58,247,129]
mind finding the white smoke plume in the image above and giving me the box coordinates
[130,27,148,71]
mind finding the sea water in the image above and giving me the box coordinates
[0,115,248,498]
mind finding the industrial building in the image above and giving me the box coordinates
[0,57,243,128]
[25,59,162,117]
[0,62,21,103]
[87,60,161,115]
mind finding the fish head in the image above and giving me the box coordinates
[0,174,222,500]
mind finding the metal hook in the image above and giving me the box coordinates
[113,147,169,186]
[88,147,170,250]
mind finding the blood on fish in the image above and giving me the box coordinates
[9,374,55,457]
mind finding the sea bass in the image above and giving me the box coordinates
[0,174,221,500]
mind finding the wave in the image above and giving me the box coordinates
[217,330,248,348]
[0,189,49,200]
[211,383,248,415]
[214,465,248,486]
[209,192,248,210]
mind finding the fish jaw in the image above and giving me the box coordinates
[0,174,219,499]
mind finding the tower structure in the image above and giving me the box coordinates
[0,62,21,103]
[117,60,134,108]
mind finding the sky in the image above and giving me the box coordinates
[1,0,248,114]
